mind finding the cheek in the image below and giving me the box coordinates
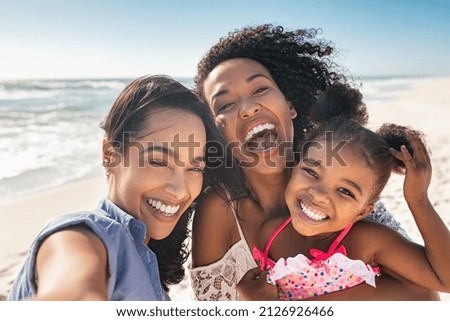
[285,178,301,204]
[189,174,204,198]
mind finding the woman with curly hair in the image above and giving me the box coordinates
[189,24,438,300]
[8,75,242,300]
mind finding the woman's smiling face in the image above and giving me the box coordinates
[107,108,206,243]
[203,58,297,175]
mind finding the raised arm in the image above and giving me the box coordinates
[375,134,450,292]
[34,225,109,300]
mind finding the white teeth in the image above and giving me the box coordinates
[300,201,328,221]
[244,123,275,141]
[147,198,181,216]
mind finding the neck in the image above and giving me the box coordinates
[243,167,292,217]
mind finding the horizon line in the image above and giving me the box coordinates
[1,73,450,82]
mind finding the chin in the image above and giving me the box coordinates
[246,162,286,176]
[149,227,176,241]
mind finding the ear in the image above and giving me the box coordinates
[102,137,121,170]
[352,203,375,222]
[215,115,226,129]
[288,102,297,119]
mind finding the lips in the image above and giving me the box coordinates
[242,122,278,153]
[147,198,181,217]
[299,200,328,221]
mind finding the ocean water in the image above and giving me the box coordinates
[0,77,194,204]
[0,76,439,205]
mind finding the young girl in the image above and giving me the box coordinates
[253,84,450,300]
[8,75,242,300]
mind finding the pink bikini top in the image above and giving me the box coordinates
[253,217,380,274]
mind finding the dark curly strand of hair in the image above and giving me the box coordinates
[195,24,348,150]
[148,206,192,292]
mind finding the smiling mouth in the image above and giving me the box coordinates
[147,198,181,217]
[243,123,278,153]
[299,200,328,221]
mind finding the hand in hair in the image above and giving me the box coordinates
[390,132,432,204]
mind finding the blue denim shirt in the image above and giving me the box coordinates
[8,198,169,301]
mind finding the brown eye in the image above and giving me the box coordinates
[304,167,318,178]
[217,102,234,113]
[338,187,355,199]
[149,160,167,167]
[253,86,268,95]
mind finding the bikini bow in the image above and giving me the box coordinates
[252,246,268,270]
[309,244,347,262]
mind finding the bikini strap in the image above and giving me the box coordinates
[222,188,246,241]
[309,222,354,261]
[327,222,353,253]
[262,217,292,261]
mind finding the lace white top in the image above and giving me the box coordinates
[189,201,409,301]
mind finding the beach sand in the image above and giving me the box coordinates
[0,76,449,301]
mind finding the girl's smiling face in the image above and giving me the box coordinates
[107,108,206,243]
[202,58,297,175]
[285,142,376,237]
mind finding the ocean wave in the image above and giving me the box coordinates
[0,79,129,91]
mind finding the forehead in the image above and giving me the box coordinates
[140,108,206,148]
[305,142,367,168]
[305,143,376,190]
[204,58,274,91]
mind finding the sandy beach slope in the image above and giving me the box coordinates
[1,76,449,301]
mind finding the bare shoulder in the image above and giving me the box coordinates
[344,220,411,257]
[350,220,408,239]
[191,188,241,267]
[192,188,237,237]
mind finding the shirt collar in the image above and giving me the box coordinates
[97,198,147,244]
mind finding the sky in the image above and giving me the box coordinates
[0,0,449,80]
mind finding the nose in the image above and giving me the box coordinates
[238,99,261,119]
[164,170,191,202]
[308,183,330,204]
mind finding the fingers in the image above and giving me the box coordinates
[410,132,431,165]
[390,145,414,170]
[390,147,404,162]
[390,131,431,170]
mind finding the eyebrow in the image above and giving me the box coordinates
[303,158,322,167]
[303,158,363,195]
[144,145,206,164]
[342,178,363,196]
[211,73,270,101]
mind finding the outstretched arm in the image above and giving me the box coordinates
[33,225,109,300]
